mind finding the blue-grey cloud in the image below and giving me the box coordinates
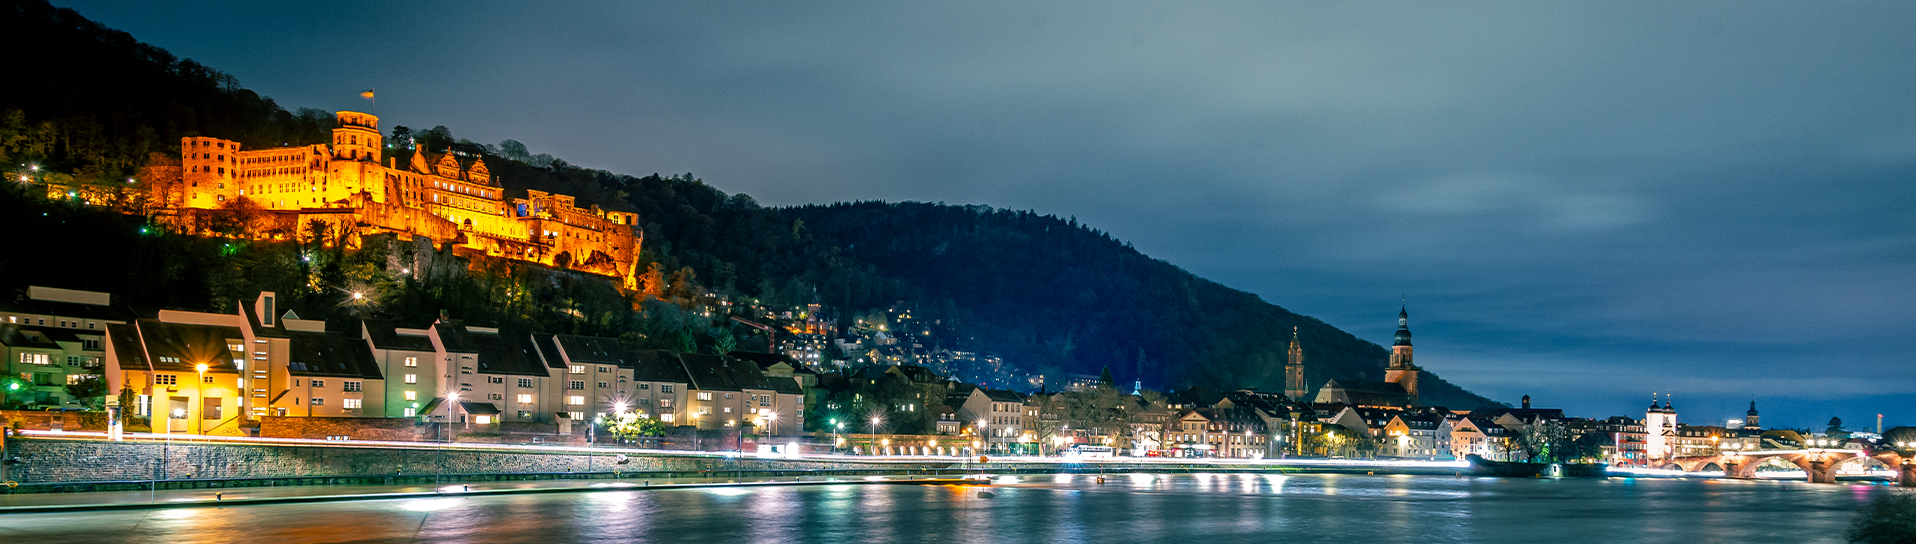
[60,0,1916,430]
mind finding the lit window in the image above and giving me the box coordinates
[404,357,418,367]
[403,408,417,417]
[343,398,362,409]
[475,415,492,425]
[404,390,417,401]
[517,394,533,404]
[568,396,585,406]
[569,411,586,421]
[569,365,586,374]
[404,374,417,384]
[697,392,713,401]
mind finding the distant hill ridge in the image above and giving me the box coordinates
[0,0,1501,410]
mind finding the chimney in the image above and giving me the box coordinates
[1521,395,1531,410]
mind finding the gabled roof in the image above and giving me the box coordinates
[0,296,131,323]
[724,350,799,371]
[360,319,434,351]
[435,323,548,376]
[553,334,628,366]
[1485,407,1567,423]
[1167,385,1228,408]
[629,350,691,383]
[236,299,291,339]
[285,330,382,379]
[0,324,62,349]
[132,318,243,374]
[679,353,775,392]
[431,322,482,354]
[1318,378,1413,407]
[105,323,147,370]
[532,334,564,369]
[984,389,1025,403]
[765,376,803,395]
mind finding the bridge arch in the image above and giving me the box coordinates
[1828,455,1891,477]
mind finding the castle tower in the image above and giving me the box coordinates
[180,136,242,209]
[331,111,383,164]
[1745,400,1760,430]
[1384,306,1419,402]
[1284,326,1307,400]
[327,111,385,204]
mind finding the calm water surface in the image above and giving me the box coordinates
[0,473,1891,543]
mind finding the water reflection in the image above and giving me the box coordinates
[0,475,1896,544]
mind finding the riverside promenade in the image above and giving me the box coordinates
[0,430,1476,509]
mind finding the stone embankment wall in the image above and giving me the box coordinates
[259,416,424,441]
[0,410,106,432]
[0,437,921,485]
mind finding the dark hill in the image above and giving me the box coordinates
[783,202,1500,409]
[1,0,1501,409]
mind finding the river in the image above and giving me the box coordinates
[0,473,1892,543]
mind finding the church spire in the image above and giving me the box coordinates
[1393,304,1413,347]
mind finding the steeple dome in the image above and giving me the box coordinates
[1393,306,1413,347]
[1747,400,1759,416]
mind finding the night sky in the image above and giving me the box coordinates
[58,1,1916,431]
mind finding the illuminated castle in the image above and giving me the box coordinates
[172,111,642,288]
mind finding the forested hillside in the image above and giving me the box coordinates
[0,0,1500,409]
[782,202,1500,409]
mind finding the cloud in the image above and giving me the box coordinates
[59,0,1916,422]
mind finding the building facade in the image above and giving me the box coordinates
[168,111,642,288]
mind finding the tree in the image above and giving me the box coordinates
[1062,384,1129,447]
[1098,365,1113,386]
[1517,420,1573,463]
[63,375,106,407]
[0,375,27,409]
[603,411,668,441]
[1847,492,1916,544]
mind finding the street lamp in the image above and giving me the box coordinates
[977,418,988,454]
[194,363,209,435]
[871,416,882,456]
[446,391,462,437]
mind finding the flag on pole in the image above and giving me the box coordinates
[360,89,375,99]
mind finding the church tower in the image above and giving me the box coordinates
[1745,400,1760,430]
[1284,326,1307,401]
[1384,306,1419,402]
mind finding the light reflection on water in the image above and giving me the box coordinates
[0,475,1893,544]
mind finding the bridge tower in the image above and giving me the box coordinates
[1644,395,1678,462]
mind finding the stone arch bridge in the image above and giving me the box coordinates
[1668,449,1914,485]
